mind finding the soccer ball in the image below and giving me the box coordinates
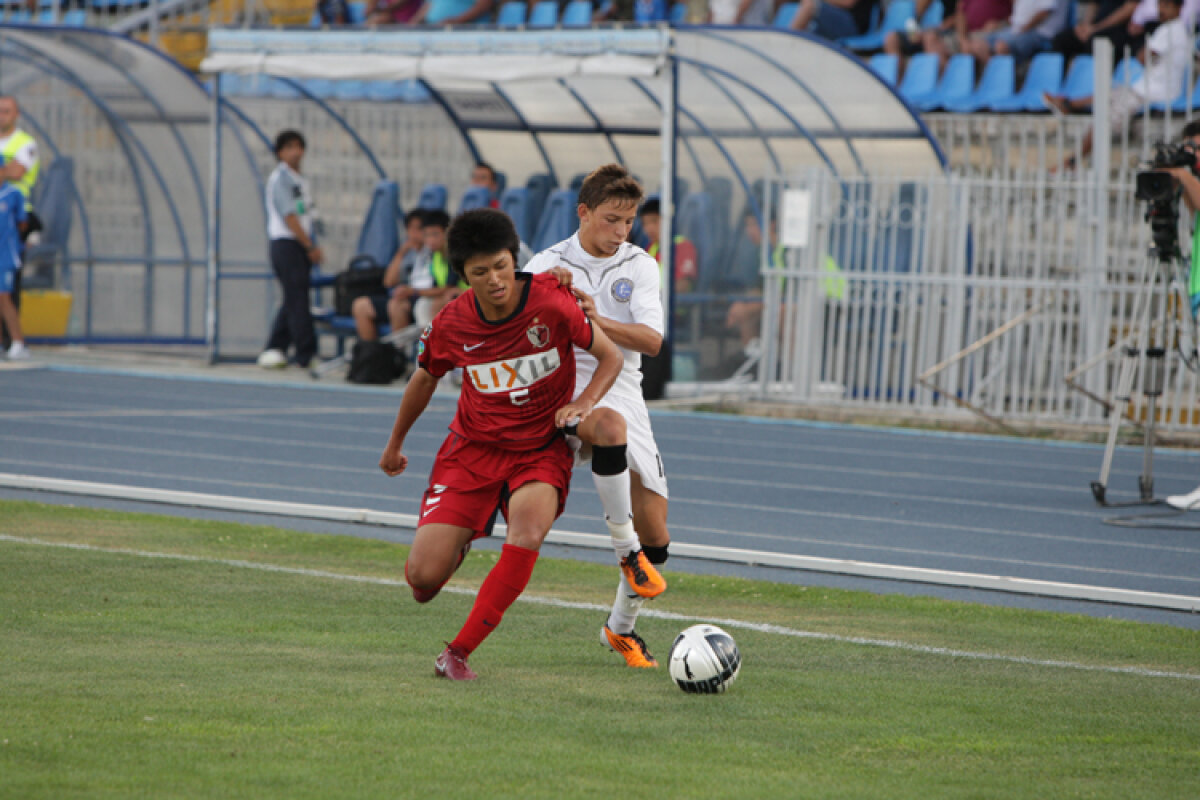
[668,624,741,694]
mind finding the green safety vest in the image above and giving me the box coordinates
[2,129,39,208]
[430,251,467,289]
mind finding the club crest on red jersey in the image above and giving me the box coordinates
[526,321,550,349]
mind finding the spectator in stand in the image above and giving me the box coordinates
[469,162,501,209]
[966,0,1068,64]
[638,197,698,294]
[791,0,881,40]
[1051,0,1138,57]
[351,208,426,342]
[0,161,29,361]
[885,0,1013,68]
[593,0,634,20]
[1043,0,1190,169]
[317,0,351,24]
[708,0,774,24]
[1128,0,1198,47]
[410,0,493,24]
[409,209,467,327]
[367,0,424,22]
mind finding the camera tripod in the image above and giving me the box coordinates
[1091,251,1191,507]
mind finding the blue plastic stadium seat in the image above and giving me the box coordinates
[532,188,580,253]
[919,0,943,27]
[23,157,74,288]
[670,0,686,22]
[675,191,716,275]
[840,0,914,52]
[772,1,797,27]
[1112,56,1143,89]
[61,8,85,24]
[458,184,494,213]
[990,50,1062,111]
[943,54,1013,112]
[347,0,366,23]
[897,52,939,108]
[417,183,448,211]
[1060,54,1094,102]
[500,186,534,243]
[355,180,402,267]
[561,0,592,25]
[528,0,558,26]
[917,53,974,111]
[868,52,899,86]
[496,0,525,24]
[524,173,555,228]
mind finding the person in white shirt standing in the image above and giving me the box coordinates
[524,164,671,669]
[258,130,324,370]
[1043,0,1191,169]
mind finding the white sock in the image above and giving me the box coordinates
[606,571,645,635]
[593,470,636,557]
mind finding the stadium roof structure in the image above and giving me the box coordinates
[203,26,945,199]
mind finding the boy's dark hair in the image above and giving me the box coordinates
[475,161,497,182]
[1181,120,1200,140]
[404,208,426,226]
[578,163,644,211]
[640,196,661,217]
[446,208,521,279]
[421,208,451,230]
[273,129,305,156]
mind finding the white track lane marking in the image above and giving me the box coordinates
[1,533,1195,682]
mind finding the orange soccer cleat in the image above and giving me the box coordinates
[602,625,658,668]
[619,549,666,599]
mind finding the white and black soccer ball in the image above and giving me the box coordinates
[668,624,741,694]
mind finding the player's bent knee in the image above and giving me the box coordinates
[583,407,626,447]
[591,443,628,476]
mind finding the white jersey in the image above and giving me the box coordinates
[265,162,314,242]
[524,233,664,401]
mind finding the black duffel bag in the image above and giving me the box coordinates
[333,255,386,317]
[347,339,409,385]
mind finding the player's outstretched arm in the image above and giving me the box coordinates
[380,367,439,476]
[555,324,623,428]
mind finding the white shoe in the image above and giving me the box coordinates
[6,341,29,360]
[1166,487,1200,510]
[256,349,287,369]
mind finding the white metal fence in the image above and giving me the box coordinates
[754,169,1200,430]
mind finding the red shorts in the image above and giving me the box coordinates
[417,432,573,538]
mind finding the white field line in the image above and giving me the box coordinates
[1,533,1197,683]
[2,472,1198,613]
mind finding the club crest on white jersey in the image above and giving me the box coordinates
[610,277,634,303]
[468,348,561,394]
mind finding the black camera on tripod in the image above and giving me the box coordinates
[1135,141,1197,261]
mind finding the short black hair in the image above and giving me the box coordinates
[404,208,426,226]
[640,196,661,217]
[446,208,521,279]
[421,208,451,230]
[273,129,305,156]
[475,162,497,181]
[1182,120,1200,140]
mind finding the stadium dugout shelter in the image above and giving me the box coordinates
[1,25,945,363]
[201,26,945,365]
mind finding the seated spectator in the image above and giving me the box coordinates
[351,208,426,342]
[1043,0,1189,169]
[724,212,783,356]
[966,0,1067,64]
[708,0,774,24]
[317,0,351,23]
[410,0,493,24]
[791,0,881,41]
[885,0,1013,68]
[638,197,699,293]
[593,0,634,20]
[1051,0,1138,57]
[469,162,501,208]
[367,0,423,23]
[408,209,467,327]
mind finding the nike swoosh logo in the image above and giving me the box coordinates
[463,342,485,351]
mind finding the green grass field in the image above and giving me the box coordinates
[2,499,1198,799]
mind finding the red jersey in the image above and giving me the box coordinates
[417,272,594,450]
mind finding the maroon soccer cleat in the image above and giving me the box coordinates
[408,542,471,604]
[434,643,477,681]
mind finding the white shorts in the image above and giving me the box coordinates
[570,389,668,499]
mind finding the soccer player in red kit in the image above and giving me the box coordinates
[379,208,625,681]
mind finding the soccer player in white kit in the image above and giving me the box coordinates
[525,164,671,668]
